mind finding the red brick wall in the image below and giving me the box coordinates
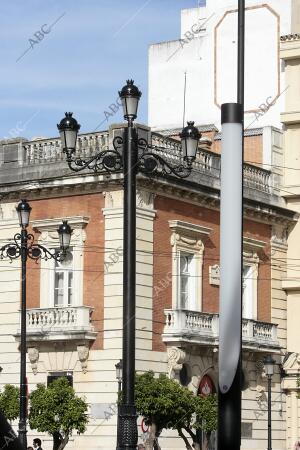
[152,195,271,352]
[213,135,263,167]
[26,193,104,350]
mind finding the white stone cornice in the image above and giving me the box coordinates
[169,220,212,240]
[282,279,300,292]
[243,237,267,252]
[102,207,123,218]
[32,216,89,231]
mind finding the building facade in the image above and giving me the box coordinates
[0,120,295,449]
[0,1,299,449]
[280,23,300,450]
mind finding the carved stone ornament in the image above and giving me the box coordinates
[167,347,186,379]
[77,344,89,373]
[282,352,300,376]
[136,190,155,208]
[103,191,115,208]
[28,347,39,375]
[209,265,220,285]
[103,190,123,209]
[170,232,204,253]
[169,220,211,251]
[271,224,289,248]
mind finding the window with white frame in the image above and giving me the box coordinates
[169,220,212,312]
[31,216,89,309]
[54,250,74,307]
[179,252,196,310]
[242,237,265,321]
[242,260,259,320]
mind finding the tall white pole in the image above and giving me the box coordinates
[218,0,245,447]
[218,103,243,450]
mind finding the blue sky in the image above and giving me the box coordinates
[0,0,205,140]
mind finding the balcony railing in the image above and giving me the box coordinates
[23,132,110,165]
[0,130,272,195]
[21,306,97,342]
[163,309,279,351]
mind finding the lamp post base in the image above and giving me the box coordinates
[18,420,27,449]
[117,404,138,450]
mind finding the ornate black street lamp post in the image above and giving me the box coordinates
[0,200,72,449]
[57,79,200,450]
[264,355,276,450]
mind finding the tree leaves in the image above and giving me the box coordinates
[135,371,217,448]
[0,384,19,422]
[29,377,88,450]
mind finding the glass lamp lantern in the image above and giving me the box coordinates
[180,121,201,163]
[118,80,142,121]
[264,354,276,377]
[115,359,123,382]
[57,112,81,152]
[57,221,72,252]
[16,200,32,229]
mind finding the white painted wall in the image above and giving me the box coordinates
[149,0,292,131]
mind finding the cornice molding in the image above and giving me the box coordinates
[0,175,295,227]
[32,216,89,232]
[169,220,212,240]
[243,237,267,252]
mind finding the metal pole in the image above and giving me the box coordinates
[217,1,245,448]
[218,103,243,450]
[267,375,272,450]
[118,121,138,450]
[238,0,245,106]
[18,228,27,448]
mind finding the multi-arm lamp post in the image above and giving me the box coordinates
[57,79,200,450]
[264,355,276,450]
[0,200,72,449]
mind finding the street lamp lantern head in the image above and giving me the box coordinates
[179,121,201,163]
[57,112,81,152]
[16,199,32,229]
[115,359,123,382]
[57,221,72,251]
[264,354,276,376]
[118,79,142,122]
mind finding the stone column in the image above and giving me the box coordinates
[291,390,299,447]
[283,353,300,449]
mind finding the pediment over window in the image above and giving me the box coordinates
[32,216,89,245]
[169,220,212,252]
[243,237,266,253]
[169,220,212,240]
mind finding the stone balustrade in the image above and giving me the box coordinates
[163,309,279,351]
[0,129,272,195]
[243,163,270,193]
[23,132,109,165]
[23,306,97,342]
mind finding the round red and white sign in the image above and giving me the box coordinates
[198,375,215,396]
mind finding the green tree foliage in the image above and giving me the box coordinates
[29,377,88,450]
[0,384,19,422]
[135,371,217,450]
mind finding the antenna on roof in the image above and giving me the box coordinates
[183,71,187,128]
